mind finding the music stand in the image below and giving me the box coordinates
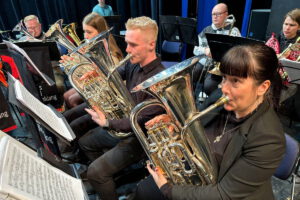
[160,15,181,42]
[177,17,198,46]
[280,59,300,84]
[205,33,264,62]
[104,15,122,35]
[160,15,198,46]
[14,41,61,61]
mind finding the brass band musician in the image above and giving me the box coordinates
[133,43,285,200]
[78,16,165,200]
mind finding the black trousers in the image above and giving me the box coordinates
[79,128,145,200]
[63,102,98,138]
[133,176,166,200]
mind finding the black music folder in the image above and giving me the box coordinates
[205,33,264,62]
[280,58,300,84]
[8,73,75,144]
[3,40,55,86]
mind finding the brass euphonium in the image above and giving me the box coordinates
[68,28,136,138]
[130,57,229,185]
[45,19,78,52]
[278,36,300,61]
[63,22,82,46]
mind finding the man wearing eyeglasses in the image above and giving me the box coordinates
[193,3,240,104]
[19,15,45,41]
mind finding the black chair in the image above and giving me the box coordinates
[274,133,300,200]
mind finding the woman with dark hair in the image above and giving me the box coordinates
[62,12,123,108]
[133,43,285,200]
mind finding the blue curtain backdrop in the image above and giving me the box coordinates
[196,0,217,33]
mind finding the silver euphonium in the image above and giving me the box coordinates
[67,28,136,138]
[45,19,78,52]
[130,57,229,185]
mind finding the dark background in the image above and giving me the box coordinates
[0,0,299,55]
[0,0,273,36]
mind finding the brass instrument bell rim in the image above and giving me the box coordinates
[131,56,200,93]
[70,27,113,55]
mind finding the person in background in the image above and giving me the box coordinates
[270,8,300,125]
[277,8,300,54]
[60,13,123,155]
[133,43,285,200]
[92,0,114,17]
[19,15,44,41]
[193,3,241,100]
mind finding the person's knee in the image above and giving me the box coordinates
[78,133,90,152]
[87,157,110,183]
[68,93,83,108]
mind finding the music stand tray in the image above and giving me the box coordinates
[280,58,300,84]
[205,33,264,62]
[13,41,61,61]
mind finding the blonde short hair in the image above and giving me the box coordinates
[24,15,40,24]
[125,16,158,42]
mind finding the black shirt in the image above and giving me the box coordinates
[277,31,300,53]
[108,56,165,132]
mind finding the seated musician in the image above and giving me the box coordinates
[133,43,285,200]
[266,8,300,121]
[58,13,124,157]
[193,3,240,99]
[276,8,300,57]
[61,12,123,109]
[77,16,165,200]
[18,15,45,41]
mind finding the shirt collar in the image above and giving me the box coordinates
[139,56,161,74]
[211,23,231,32]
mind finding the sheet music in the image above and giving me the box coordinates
[3,40,54,86]
[0,132,85,200]
[280,58,300,84]
[14,79,75,141]
[280,58,300,68]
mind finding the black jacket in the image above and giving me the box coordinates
[171,101,285,200]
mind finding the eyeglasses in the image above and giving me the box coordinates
[26,25,40,31]
[212,11,227,17]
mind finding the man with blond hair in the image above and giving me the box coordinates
[79,16,164,200]
[19,15,44,41]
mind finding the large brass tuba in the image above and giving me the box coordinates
[67,29,136,138]
[130,57,229,185]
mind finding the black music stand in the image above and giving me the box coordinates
[206,33,264,62]
[177,17,198,46]
[159,15,198,46]
[14,41,61,61]
[104,15,122,35]
[280,59,300,84]
[160,15,181,42]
